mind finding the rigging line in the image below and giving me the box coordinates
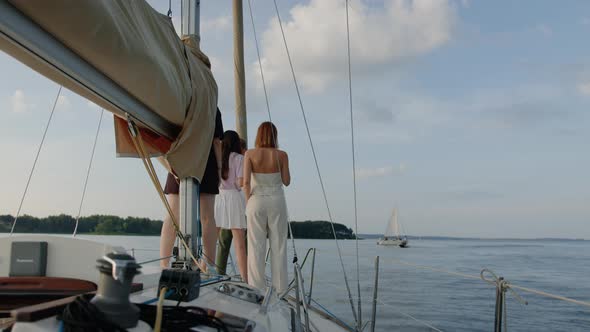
[387,258,482,281]
[126,120,199,268]
[128,248,160,252]
[73,108,104,237]
[345,0,362,327]
[131,129,224,274]
[375,299,444,332]
[196,247,229,273]
[138,255,175,266]
[389,258,590,309]
[246,0,299,262]
[320,280,443,332]
[246,0,271,117]
[309,298,355,331]
[271,0,358,324]
[507,284,590,308]
[10,86,63,236]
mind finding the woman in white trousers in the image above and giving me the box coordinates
[243,122,291,293]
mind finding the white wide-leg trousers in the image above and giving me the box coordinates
[246,194,288,294]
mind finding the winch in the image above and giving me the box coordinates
[91,251,141,328]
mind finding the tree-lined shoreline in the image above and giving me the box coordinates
[0,214,357,239]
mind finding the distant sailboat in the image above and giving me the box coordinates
[377,208,408,247]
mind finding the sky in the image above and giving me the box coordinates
[1,0,590,238]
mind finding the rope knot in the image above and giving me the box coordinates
[481,268,528,305]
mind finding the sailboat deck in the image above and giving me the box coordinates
[1,235,349,331]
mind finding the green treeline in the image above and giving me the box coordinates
[0,214,162,235]
[0,214,356,239]
[289,220,356,239]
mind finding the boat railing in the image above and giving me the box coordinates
[293,262,311,332]
[313,252,590,332]
[130,245,590,331]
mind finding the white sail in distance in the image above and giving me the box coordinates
[384,208,400,238]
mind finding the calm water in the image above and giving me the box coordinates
[13,234,590,331]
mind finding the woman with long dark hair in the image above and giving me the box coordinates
[244,121,290,293]
[214,130,248,281]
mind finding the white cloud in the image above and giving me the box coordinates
[202,15,231,32]
[10,89,33,113]
[359,99,394,123]
[170,15,229,36]
[57,95,70,111]
[578,82,590,96]
[209,56,226,76]
[357,164,406,179]
[535,24,553,37]
[256,0,455,92]
[171,16,181,36]
[399,163,407,172]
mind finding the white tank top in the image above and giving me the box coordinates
[250,172,284,196]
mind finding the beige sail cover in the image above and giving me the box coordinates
[4,0,218,180]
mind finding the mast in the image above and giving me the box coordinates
[181,0,200,39]
[233,0,247,144]
[178,0,201,266]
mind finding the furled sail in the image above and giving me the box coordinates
[0,0,217,180]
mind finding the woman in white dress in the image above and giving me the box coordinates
[243,122,290,293]
[214,130,247,281]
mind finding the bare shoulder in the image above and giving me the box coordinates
[278,149,289,160]
[245,148,257,157]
